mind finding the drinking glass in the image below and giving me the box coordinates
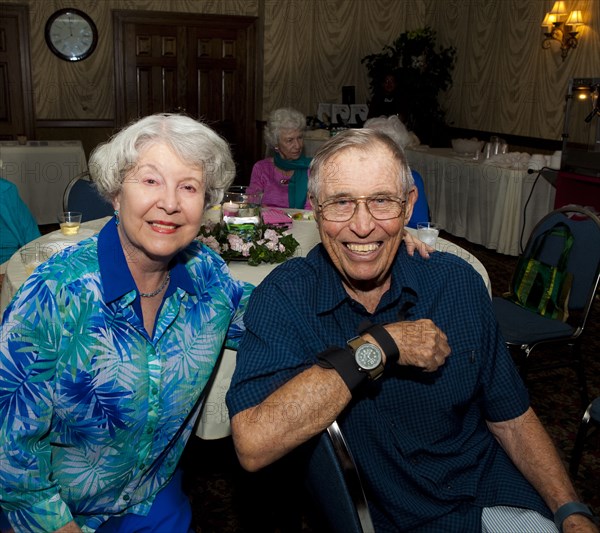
[417,222,440,247]
[20,245,46,276]
[58,211,82,235]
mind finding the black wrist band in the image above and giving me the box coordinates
[358,323,399,366]
[554,502,594,532]
[316,346,367,392]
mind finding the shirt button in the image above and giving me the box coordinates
[146,427,153,434]
[123,495,130,501]
[152,387,158,395]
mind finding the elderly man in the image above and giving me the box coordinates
[226,129,597,532]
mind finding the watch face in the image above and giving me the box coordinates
[45,9,98,62]
[355,343,382,370]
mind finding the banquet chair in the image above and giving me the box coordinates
[569,396,600,477]
[304,421,375,533]
[406,169,430,229]
[492,205,600,408]
[63,171,113,222]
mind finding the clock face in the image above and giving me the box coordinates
[355,343,382,370]
[45,9,98,62]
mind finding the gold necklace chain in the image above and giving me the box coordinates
[139,273,170,298]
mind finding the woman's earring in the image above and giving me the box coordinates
[114,210,120,226]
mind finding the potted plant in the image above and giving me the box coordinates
[362,27,456,146]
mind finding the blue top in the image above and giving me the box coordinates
[0,218,252,533]
[227,244,550,531]
[407,169,430,229]
[0,178,41,263]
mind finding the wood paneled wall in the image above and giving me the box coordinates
[3,0,599,143]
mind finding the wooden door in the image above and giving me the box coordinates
[0,4,35,139]
[114,11,258,182]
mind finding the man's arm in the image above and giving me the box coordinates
[487,408,598,533]
[231,319,450,471]
[231,365,351,471]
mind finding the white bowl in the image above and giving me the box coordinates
[451,138,484,154]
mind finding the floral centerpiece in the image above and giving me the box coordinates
[197,222,300,266]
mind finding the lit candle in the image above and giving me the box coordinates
[223,201,239,217]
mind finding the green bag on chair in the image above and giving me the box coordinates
[507,222,574,322]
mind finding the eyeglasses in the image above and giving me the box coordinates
[318,195,406,222]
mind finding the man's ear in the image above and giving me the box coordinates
[403,186,418,225]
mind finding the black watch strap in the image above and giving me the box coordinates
[358,322,399,366]
[316,346,367,392]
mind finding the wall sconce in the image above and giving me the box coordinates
[541,1,583,60]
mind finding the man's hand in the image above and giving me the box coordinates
[383,319,450,372]
[563,513,599,533]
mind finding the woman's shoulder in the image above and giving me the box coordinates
[252,157,275,170]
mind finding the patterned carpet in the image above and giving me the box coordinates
[184,231,600,532]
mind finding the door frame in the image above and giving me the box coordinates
[0,3,35,139]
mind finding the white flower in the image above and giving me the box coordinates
[199,235,221,253]
[263,228,279,242]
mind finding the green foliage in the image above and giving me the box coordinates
[361,27,456,144]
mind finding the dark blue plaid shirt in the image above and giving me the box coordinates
[227,244,551,531]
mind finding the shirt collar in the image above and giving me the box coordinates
[311,243,420,315]
[98,218,197,303]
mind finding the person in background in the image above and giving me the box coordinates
[0,114,252,533]
[364,115,429,228]
[247,107,312,209]
[366,72,408,122]
[227,129,597,533]
[0,178,41,265]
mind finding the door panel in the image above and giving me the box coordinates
[114,11,257,182]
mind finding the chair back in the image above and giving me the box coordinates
[63,171,113,222]
[304,421,375,533]
[516,205,600,328]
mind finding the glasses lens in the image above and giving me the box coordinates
[321,198,356,221]
[367,197,404,219]
[320,197,404,221]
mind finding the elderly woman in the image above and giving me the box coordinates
[0,114,252,533]
[247,107,312,209]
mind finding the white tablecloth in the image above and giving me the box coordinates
[405,147,556,256]
[0,214,491,441]
[0,140,88,225]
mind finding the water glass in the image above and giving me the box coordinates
[20,245,45,276]
[417,222,440,247]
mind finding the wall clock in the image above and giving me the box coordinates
[45,8,98,62]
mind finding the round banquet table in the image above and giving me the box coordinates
[0,214,491,440]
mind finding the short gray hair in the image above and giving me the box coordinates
[89,113,236,208]
[308,128,414,201]
[263,107,306,149]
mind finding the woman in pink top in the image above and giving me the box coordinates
[248,108,312,209]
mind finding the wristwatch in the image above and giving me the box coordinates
[347,336,384,381]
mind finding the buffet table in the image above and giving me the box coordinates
[405,147,556,256]
[0,140,88,225]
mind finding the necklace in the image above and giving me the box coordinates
[139,273,170,298]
